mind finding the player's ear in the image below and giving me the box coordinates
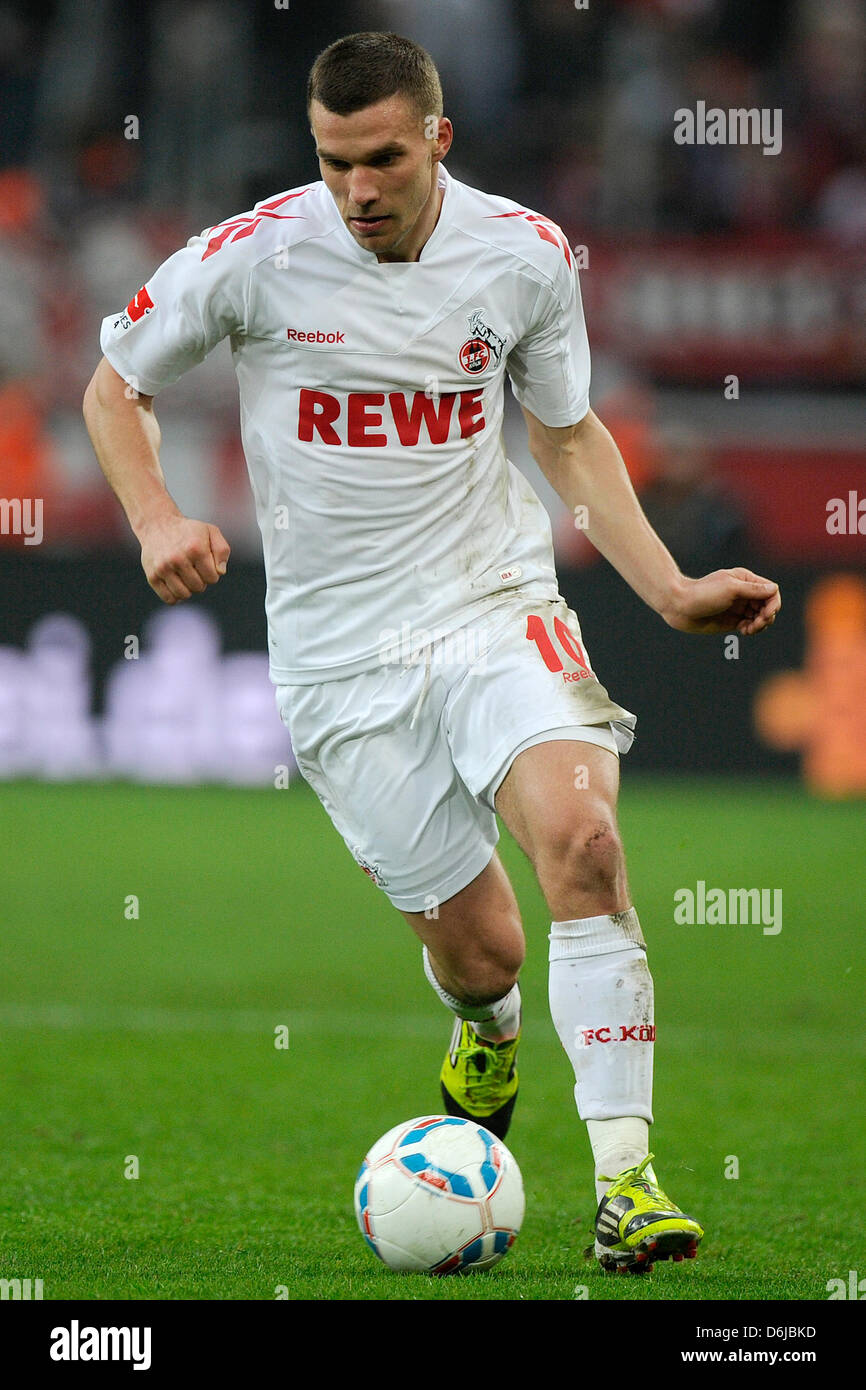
[432,117,453,163]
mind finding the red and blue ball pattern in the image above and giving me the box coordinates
[354,1114,524,1274]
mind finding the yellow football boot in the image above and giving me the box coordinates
[439,1019,520,1140]
[594,1153,704,1273]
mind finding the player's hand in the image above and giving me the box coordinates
[137,514,231,604]
[662,568,781,636]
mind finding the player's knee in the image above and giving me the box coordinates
[575,816,625,896]
[539,814,624,899]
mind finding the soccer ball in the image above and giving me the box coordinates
[353,1114,524,1274]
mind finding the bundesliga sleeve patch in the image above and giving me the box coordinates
[112,285,155,332]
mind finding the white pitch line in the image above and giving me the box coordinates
[0,1001,562,1041]
[0,1001,449,1038]
[1,1004,841,1054]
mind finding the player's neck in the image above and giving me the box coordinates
[376,180,444,265]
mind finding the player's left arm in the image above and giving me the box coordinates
[522,404,780,636]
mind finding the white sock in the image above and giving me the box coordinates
[587,1117,654,1203]
[422,945,521,1042]
[548,909,655,1182]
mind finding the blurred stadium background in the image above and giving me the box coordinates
[2,0,865,1306]
[1,0,864,788]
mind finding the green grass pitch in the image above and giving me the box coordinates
[0,776,862,1301]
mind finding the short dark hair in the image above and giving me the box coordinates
[307,31,443,124]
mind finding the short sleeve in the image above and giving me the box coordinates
[99,229,249,396]
[506,257,591,427]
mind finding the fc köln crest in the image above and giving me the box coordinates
[459,308,506,374]
[352,847,387,888]
[459,337,490,373]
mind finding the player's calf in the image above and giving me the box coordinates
[423,944,522,1012]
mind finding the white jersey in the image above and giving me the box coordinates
[100,166,591,684]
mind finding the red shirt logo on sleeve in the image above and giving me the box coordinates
[126,286,155,322]
[486,210,573,268]
[199,189,310,260]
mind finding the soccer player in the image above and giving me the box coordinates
[83,32,780,1274]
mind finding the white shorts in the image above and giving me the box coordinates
[275,592,636,912]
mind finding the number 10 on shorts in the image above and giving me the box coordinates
[525,613,593,679]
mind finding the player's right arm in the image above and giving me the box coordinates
[83,356,230,604]
[82,212,253,602]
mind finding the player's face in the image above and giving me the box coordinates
[310,96,453,262]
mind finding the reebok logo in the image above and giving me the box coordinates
[288,327,345,344]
